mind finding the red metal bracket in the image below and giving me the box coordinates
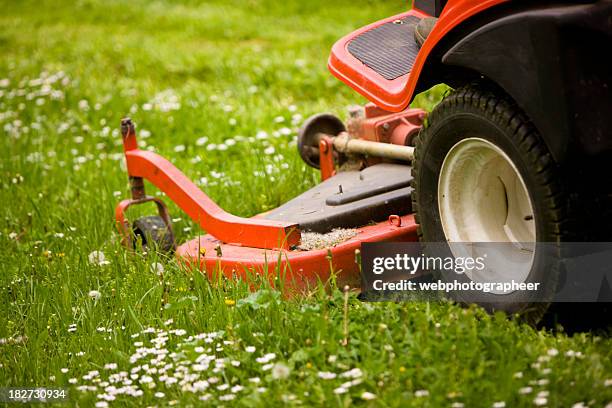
[115,118,300,250]
[318,136,336,181]
[348,104,426,146]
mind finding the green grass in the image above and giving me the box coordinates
[0,0,610,406]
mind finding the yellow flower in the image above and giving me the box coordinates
[399,366,406,373]
[224,298,236,306]
[306,362,312,369]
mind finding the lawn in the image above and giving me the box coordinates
[0,0,610,406]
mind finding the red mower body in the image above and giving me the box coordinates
[114,0,506,288]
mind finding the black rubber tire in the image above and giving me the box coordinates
[133,216,175,254]
[411,83,567,321]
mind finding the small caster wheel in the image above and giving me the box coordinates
[132,216,175,253]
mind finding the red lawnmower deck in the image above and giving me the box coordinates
[176,215,418,290]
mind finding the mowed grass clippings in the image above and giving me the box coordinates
[0,0,611,406]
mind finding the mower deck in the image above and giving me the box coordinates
[176,214,418,290]
[176,164,417,289]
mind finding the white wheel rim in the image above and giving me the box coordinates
[438,138,536,291]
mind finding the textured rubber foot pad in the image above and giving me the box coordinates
[263,163,412,233]
[347,15,421,80]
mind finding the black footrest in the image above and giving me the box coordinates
[347,15,421,80]
[263,164,413,233]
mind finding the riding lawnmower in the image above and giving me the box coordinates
[116,0,612,316]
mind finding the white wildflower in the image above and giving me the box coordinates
[361,392,376,400]
[139,375,153,384]
[150,262,164,276]
[271,363,290,380]
[534,397,547,406]
[340,368,363,378]
[88,290,101,300]
[317,371,337,380]
[256,353,276,364]
[88,250,109,266]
